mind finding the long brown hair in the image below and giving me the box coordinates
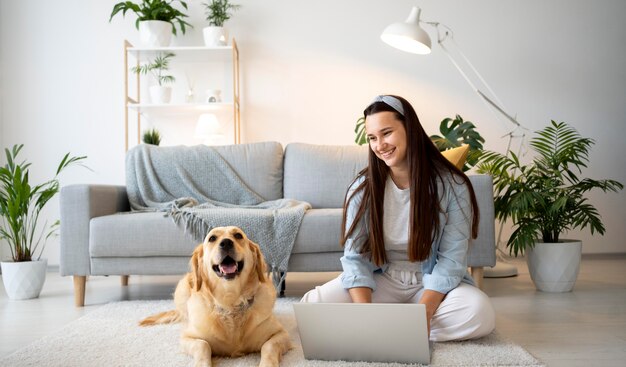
[340,95,479,266]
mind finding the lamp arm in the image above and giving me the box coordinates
[475,90,520,127]
[423,22,525,132]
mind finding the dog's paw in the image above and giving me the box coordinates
[194,359,211,367]
[258,358,279,367]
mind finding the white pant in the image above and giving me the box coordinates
[300,272,496,342]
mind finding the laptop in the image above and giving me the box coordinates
[293,303,431,364]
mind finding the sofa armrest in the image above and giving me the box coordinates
[59,184,130,276]
[467,175,496,268]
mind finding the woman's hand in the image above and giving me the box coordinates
[348,287,372,303]
[418,289,445,334]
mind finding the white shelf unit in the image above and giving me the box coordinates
[123,39,240,150]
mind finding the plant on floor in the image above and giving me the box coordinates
[142,128,162,145]
[477,120,623,256]
[355,114,485,172]
[203,0,241,27]
[131,52,176,86]
[0,144,87,262]
[109,0,192,35]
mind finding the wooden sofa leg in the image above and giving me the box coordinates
[74,275,86,307]
[121,275,129,286]
[470,267,484,290]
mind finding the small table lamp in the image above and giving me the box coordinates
[195,113,226,145]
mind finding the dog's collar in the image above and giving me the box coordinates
[215,296,255,316]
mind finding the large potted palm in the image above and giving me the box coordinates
[109,0,192,47]
[478,121,623,292]
[0,145,86,300]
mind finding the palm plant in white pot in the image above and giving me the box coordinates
[202,0,241,46]
[0,145,86,299]
[478,121,623,292]
[131,52,176,104]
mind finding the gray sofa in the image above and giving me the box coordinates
[60,142,495,306]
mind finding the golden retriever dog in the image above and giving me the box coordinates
[139,226,291,367]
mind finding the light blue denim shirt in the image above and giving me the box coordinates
[339,173,476,294]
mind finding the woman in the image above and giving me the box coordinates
[301,95,495,341]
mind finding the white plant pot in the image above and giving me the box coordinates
[203,26,228,46]
[139,20,173,47]
[1,259,48,300]
[527,240,582,292]
[149,85,172,104]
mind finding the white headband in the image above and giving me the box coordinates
[368,95,405,116]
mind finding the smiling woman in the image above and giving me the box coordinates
[301,95,495,343]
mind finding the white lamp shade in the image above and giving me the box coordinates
[195,113,221,139]
[381,6,432,55]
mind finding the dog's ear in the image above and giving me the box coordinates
[249,240,267,283]
[190,244,205,291]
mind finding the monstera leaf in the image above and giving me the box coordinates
[430,115,485,171]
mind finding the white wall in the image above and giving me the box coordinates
[0,0,624,265]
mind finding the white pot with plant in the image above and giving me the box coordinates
[478,121,623,292]
[109,0,192,47]
[0,145,86,300]
[202,0,241,46]
[131,52,176,104]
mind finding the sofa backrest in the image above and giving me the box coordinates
[213,142,284,201]
[283,143,369,208]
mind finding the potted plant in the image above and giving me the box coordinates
[202,0,241,46]
[142,128,162,145]
[478,121,623,292]
[109,0,192,47]
[355,114,485,172]
[0,145,86,300]
[131,52,176,104]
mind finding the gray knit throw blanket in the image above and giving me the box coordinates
[126,144,311,289]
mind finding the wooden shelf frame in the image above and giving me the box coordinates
[123,39,241,151]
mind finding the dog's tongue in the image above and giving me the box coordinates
[219,263,238,275]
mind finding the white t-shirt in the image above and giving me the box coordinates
[383,176,412,262]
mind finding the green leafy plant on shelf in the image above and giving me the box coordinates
[142,128,162,145]
[203,0,241,27]
[0,145,87,262]
[131,52,176,86]
[355,114,485,172]
[109,0,192,35]
[477,120,623,256]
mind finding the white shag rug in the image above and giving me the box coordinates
[1,298,543,367]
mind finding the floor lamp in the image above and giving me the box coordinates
[380,6,528,277]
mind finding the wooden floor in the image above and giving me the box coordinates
[1,255,625,366]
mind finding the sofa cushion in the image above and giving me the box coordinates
[292,208,343,254]
[283,143,368,208]
[213,141,284,201]
[90,212,197,258]
[91,209,345,258]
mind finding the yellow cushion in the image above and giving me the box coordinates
[441,145,470,170]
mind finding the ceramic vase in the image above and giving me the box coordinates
[1,259,48,300]
[527,240,582,292]
[203,26,228,46]
[149,85,172,104]
[139,20,173,47]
